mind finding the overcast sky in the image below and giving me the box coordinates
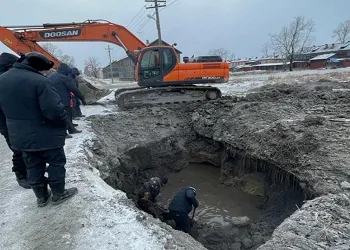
[1,0,350,70]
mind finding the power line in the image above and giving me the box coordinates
[136,18,152,33]
[145,0,165,45]
[161,0,179,11]
[130,8,153,31]
[136,0,180,33]
[127,5,146,27]
[128,8,149,30]
[133,9,154,32]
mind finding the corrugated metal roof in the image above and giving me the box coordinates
[301,42,350,55]
[256,62,290,67]
[310,53,336,61]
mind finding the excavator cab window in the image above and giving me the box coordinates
[140,49,161,81]
[138,47,177,86]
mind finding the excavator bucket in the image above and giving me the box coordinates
[76,77,112,104]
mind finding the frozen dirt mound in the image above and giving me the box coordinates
[86,80,350,249]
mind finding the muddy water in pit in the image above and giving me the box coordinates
[158,163,264,226]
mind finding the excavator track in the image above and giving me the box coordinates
[115,86,222,110]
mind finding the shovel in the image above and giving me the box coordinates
[190,208,196,227]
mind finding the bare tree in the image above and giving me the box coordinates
[270,16,315,71]
[84,57,101,78]
[60,54,76,68]
[208,48,235,61]
[261,42,271,58]
[41,43,63,58]
[41,42,76,67]
[333,20,350,43]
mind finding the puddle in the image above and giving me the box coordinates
[158,163,264,226]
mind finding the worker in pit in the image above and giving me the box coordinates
[137,176,168,218]
[168,186,199,234]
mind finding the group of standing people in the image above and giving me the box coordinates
[0,51,86,207]
[0,51,199,236]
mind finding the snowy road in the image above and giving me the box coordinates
[0,100,205,250]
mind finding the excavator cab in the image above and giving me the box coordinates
[137,46,177,87]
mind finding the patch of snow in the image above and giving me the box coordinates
[310,53,336,61]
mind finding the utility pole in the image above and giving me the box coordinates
[105,45,114,83]
[146,0,166,45]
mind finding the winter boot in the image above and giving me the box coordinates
[65,134,73,139]
[50,180,78,205]
[16,178,31,189]
[69,129,82,134]
[52,188,78,205]
[14,172,31,189]
[31,183,52,207]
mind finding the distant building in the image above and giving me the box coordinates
[147,39,182,62]
[295,41,350,69]
[103,57,135,80]
[296,42,350,62]
[103,39,182,80]
[230,57,285,71]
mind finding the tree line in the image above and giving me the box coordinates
[211,18,350,71]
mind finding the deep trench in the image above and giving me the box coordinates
[89,133,310,250]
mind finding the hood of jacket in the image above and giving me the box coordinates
[0,53,19,74]
[57,63,71,76]
[71,67,80,77]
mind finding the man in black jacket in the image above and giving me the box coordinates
[0,52,30,189]
[168,186,199,234]
[69,67,85,119]
[48,63,86,135]
[0,52,78,207]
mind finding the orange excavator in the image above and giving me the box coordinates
[0,20,229,109]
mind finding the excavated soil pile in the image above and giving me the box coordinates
[87,81,350,250]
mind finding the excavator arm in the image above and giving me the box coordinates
[0,26,61,65]
[0,20,146,68]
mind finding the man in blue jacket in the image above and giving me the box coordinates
[0,52,78,207]
[0,52,30,189]
[48,63,86,135]
[168,186,199,234]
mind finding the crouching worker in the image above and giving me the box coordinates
[0,52,78,207]
[137,177,168,219]
[168,186,199,234]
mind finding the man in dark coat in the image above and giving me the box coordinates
[69,67,85,119]
[0,52,30,189]
[0,52,78,207]
[168,186,199,234]
[48,63,86,135]
[137,177,168,218]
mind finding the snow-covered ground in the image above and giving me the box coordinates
[0,94,204,250]
[85,67,350,98]
[230,66,350,80]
